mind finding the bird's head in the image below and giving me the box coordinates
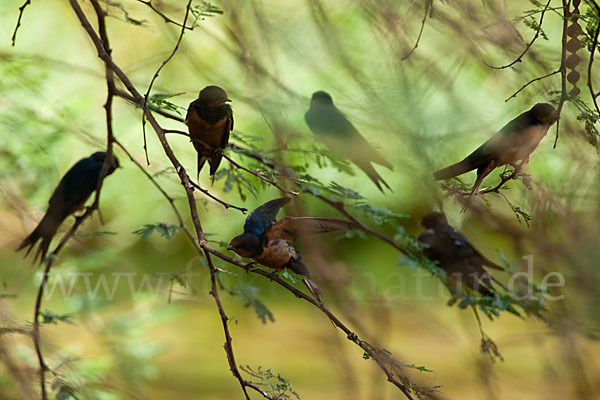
[310,90,334,106]
[91,151,120,175]
[531,103,557,125]
[419,212,448,229]
[227,233,261,258]
[198,85,231,107]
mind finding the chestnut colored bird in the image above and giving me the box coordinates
[305,91,393,192]
[17,152,119,263]
[418,212,506,297]
[186,85,233,179]
[433,103,557,211]
[228,197,360,303]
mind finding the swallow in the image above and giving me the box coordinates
[433,103,557,211]
[228,197,360,302]
[17,152,119,263]
[186,85,233,179]
[418,212,506,297]
[305,91,393,192]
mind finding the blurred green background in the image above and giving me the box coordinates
[1,0,599,399]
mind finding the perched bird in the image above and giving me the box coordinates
[433,103,557,211]
[305,91,393,192]
[418,211,506,297]
[228,197,360,302]
[186,85,233,179]
[17,152,119,263]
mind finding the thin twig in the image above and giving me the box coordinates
[189,179,248,213]
[136,0,194,30]
[505,69,560,102]
[11,0,31,47]
[114,89,186,123]
[401,0,432,61]
[485,0,552,69]
[141,0,193,165]
[32,204,100,400]
[311,193,410,256]
[205,249,251,400]
[221,151,299,196]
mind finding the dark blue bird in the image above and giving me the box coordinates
[17,152,119,263]
[228,197,360,302]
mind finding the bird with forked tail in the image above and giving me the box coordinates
[186,85,233,180]
[17,152,119,263]
[227,197,361,303]
[433,103,557,211]
[305,91,393,192]
[418,211,507,297]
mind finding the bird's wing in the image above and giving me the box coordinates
[445,226,504,270]
[219,107,233,149]
[305,105,392,169]
[185,99,199,123]
[48,156,105,219]
[244,197,291,236]
[266,216,360,242]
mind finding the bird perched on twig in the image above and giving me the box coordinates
[418,212,506,297]
[305,91,393,192]
[228,197,360,303]
[433,103,557,211]
[17,151,119,263]
[186,85,233,179]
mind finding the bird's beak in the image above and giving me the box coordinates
[227,245,234,251]
[225,98,232,102]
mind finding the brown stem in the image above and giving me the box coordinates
[553,0,571,148]
[11,0,31,46]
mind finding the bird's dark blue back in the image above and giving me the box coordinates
[244,197,290,237]
[48,155,105,219]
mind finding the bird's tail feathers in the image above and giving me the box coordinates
[433,159,472,180]
[358,162,392,192]
[16,215,57,264]
[303,278,322,304]
[197,155,207,181]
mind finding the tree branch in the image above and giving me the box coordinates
[11,0,31,47]
[141,0,193,164]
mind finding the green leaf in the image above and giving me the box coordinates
[231,285,275,324]
[132,223,181,240]
[39,310,73,325]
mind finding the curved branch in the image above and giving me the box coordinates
[401,0,432,61]
[485,0,552,69]
[505,69,560,102]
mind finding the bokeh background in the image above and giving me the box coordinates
[1,0,599,399]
